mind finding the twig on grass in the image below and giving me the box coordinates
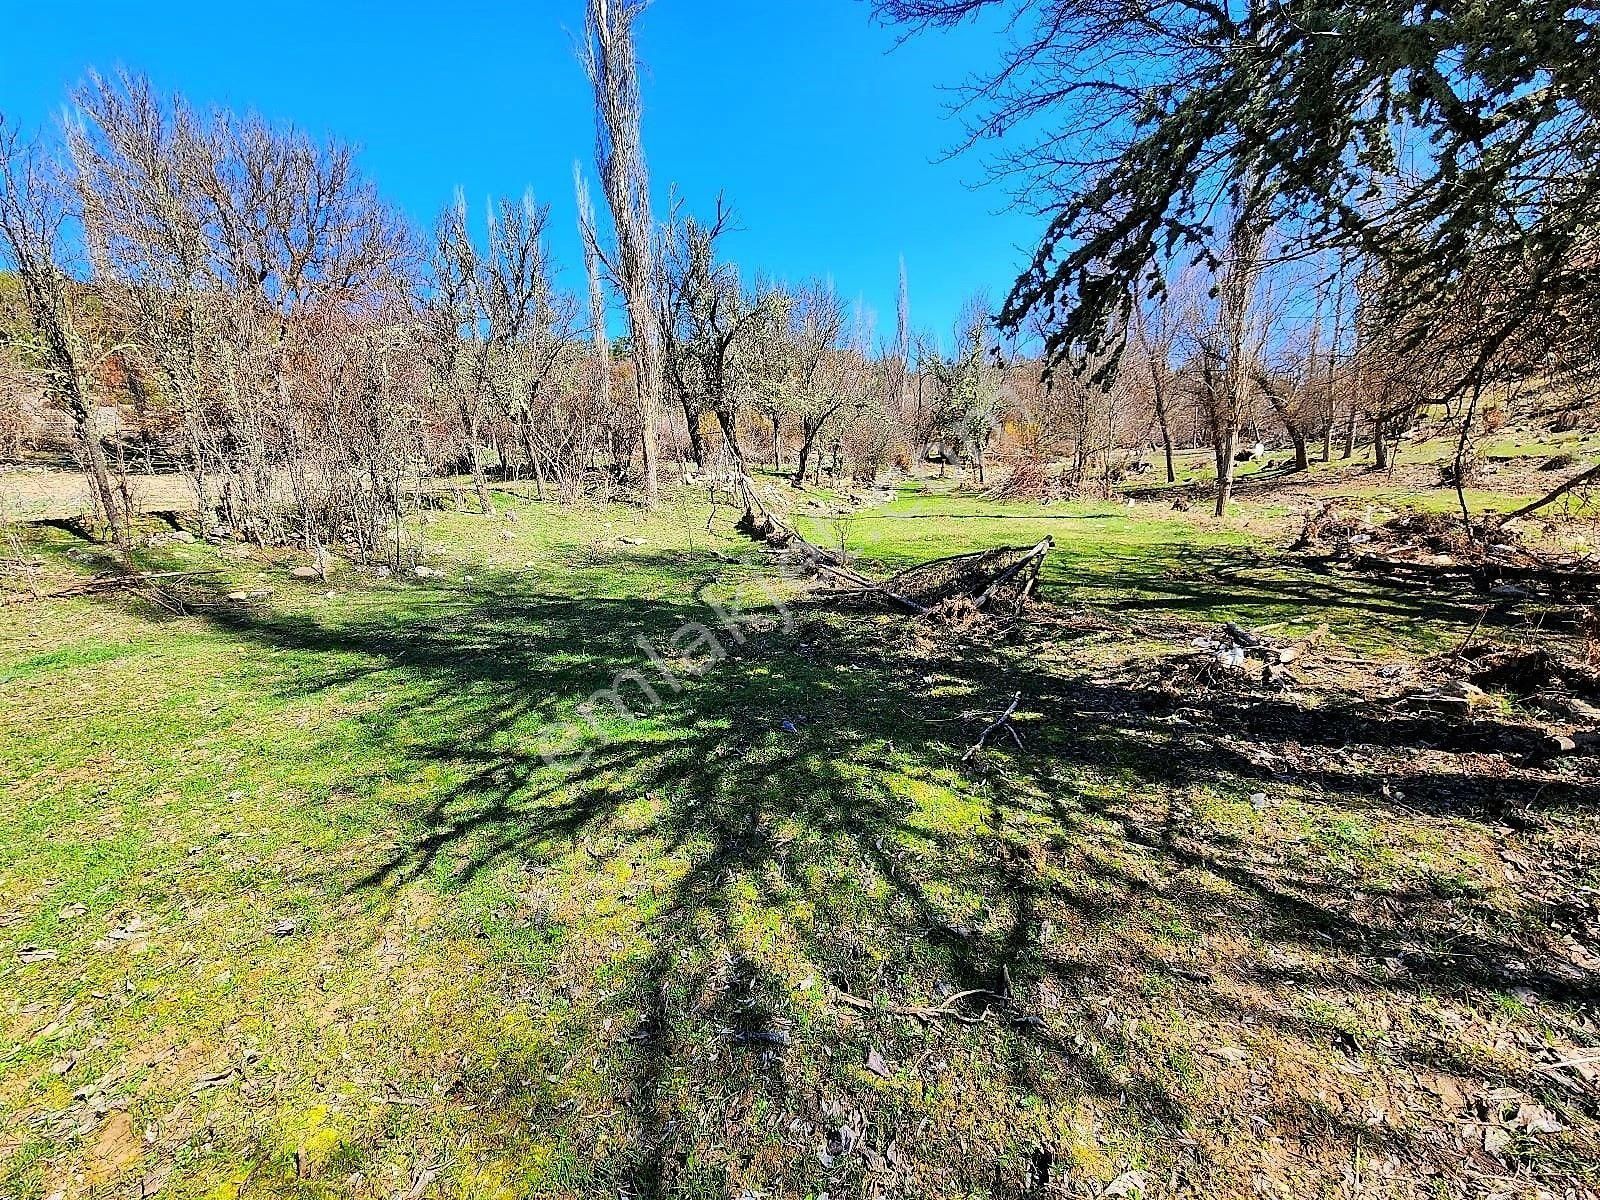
[961,691,1023,763]
[43,568,220,599]
[1448,605,1492,659]
[831,985,1000,1026]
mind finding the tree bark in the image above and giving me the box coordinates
[792,432,816,487]
[75,400,127,553]
[715,406,743,467]
[1151,379,1177,483]
[1213,426,1238,517]
[1290,428,1309,471]
[681,398,709,469]
[467,417,493,514]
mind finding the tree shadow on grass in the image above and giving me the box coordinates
[1040,544,1526,637]
[141,547,1600,1197]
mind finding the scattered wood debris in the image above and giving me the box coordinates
[831,984,1004,1026]
[3,569,220,612]
[1162,620,1328,689]
[1296,503,1600,605]
[726,473,1054,625]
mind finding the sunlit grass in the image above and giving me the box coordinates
[1,481,1594,1198]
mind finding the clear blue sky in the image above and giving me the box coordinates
[0,0,1038,345]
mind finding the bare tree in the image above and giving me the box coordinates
[69,74,219,527]
[659,200,787,471]
[1183,215,1270,516]
[1131,290,1182,484]
[70,73,419,558]
[481,196,585,497]
[426,196,497,513]
[582,0,662,506]
[779,282,857,486]
[0,115,132,554]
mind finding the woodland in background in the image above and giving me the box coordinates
[4,0,1600,563]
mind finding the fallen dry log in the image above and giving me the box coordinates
[971,539,1051,611]
[729,474,1053,623]
[808,558,928,615]
[50,569,220,596]
[863,538,1055,624]
[1350,553,1600,594]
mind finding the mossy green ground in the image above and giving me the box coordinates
[3,485,1597,1199]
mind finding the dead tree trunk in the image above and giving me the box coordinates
[576,166,615,487]
[1289,428,1309,471]
[1155,395,1177,483]
[0,133,130,557]
[1213,427,1238,517]
[584,0,661,507]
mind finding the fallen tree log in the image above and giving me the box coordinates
[728,474,1052,622]
[809,558,928,615]
[972,539,1051,611]
[1,569,223,615]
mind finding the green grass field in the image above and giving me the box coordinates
[3,485,1598,1199]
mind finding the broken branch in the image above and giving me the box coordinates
[962,691,1023,763]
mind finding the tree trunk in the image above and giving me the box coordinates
[1342,409,1357,459]
[1152,387,1177,483]
[792,432,816,487]
[186,418,216,536]
[467,422,493,515]
[1373,419,1389,471]
[1290,428,1309,472]
[715,407,743,467]
[76,407,128,556]
[586,0,661,508]
[519,414,542,485]
[681,400,709,469]
[1213,426,1238,517]
[770,415,781,472]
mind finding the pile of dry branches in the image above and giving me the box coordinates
[1294,502,1600,605]
[728,474,1052,625]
